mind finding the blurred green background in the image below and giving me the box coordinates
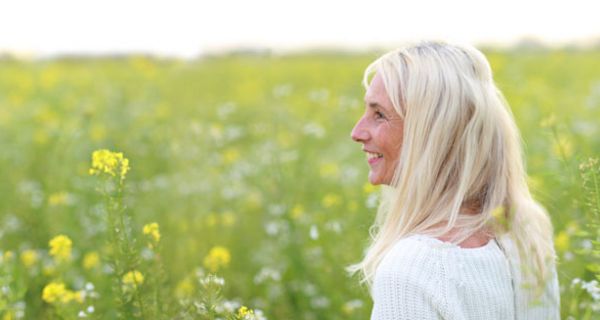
[1,48,600,319]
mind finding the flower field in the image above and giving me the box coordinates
[0,49,599,319]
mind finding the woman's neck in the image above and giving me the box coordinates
[434,203,494,248]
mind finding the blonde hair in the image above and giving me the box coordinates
[349,41,556,298]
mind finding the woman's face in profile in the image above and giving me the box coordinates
[351,73,404,185]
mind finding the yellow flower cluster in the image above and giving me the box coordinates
[236,306,255,319]
[49,235,72,262]
[42,282,84,304]
[88,149,130,181]
[143,222,161,244]
[122,270,144,288]
[203,246,231,272]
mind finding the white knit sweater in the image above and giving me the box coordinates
[371,234,560,320]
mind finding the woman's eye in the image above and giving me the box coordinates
[374,111,386,119]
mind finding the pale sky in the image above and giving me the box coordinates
[0,0,598,58]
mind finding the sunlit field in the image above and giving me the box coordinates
[1,49,599,319]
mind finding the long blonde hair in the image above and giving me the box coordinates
[349,41,556,297]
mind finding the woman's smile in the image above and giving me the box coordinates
[366,151,383,165]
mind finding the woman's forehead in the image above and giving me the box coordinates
[364,73,393,110]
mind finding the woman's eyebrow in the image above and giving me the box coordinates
[368,102,392,115]
[365,101,383,109]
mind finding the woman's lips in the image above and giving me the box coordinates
[366,151,383,165]
[368,156,382,165]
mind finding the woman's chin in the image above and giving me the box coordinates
[368,173,382,185]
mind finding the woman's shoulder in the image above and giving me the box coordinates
[376,235,451,280]
[373,236,450,307]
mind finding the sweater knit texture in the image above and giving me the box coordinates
[371,234,560,320]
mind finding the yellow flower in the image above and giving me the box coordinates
[342,303,353,315]
[291,205,304,219]
[236,306,254,319]
[540,114,556,128]
[203,246,231,272]
[245,192,263,209]
[555,231,570,252]
[175,277,195,298]
[42,282,67,303]
[49,235,72,262]
[88,149,130,181]
[363,183,377,194]
[319,163,339,179]
[341,299,364,315]
[70,290,85,304]
[83,251,100,270]
[221,211,236,226]
[491,206,510,230]
[42,264,56,277]
[552,136,574,159]
[322,193,341,208]
[491,206,504,219]
[222,148,240,164]
[42,282,82,304]
[48,191,69,206]
[42,282,84,304]
[143,222,161,244]
[206,213,218,227]
[3,251,14,261]
[20,249,38,268]
[122,270,144,288]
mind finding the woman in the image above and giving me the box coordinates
[349,41,560,319]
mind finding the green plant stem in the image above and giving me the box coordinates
[590,166,600,217]
[115,183,147,319]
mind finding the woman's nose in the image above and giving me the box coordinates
[351,118,369,142]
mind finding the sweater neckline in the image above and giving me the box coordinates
[408,234,497,252]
